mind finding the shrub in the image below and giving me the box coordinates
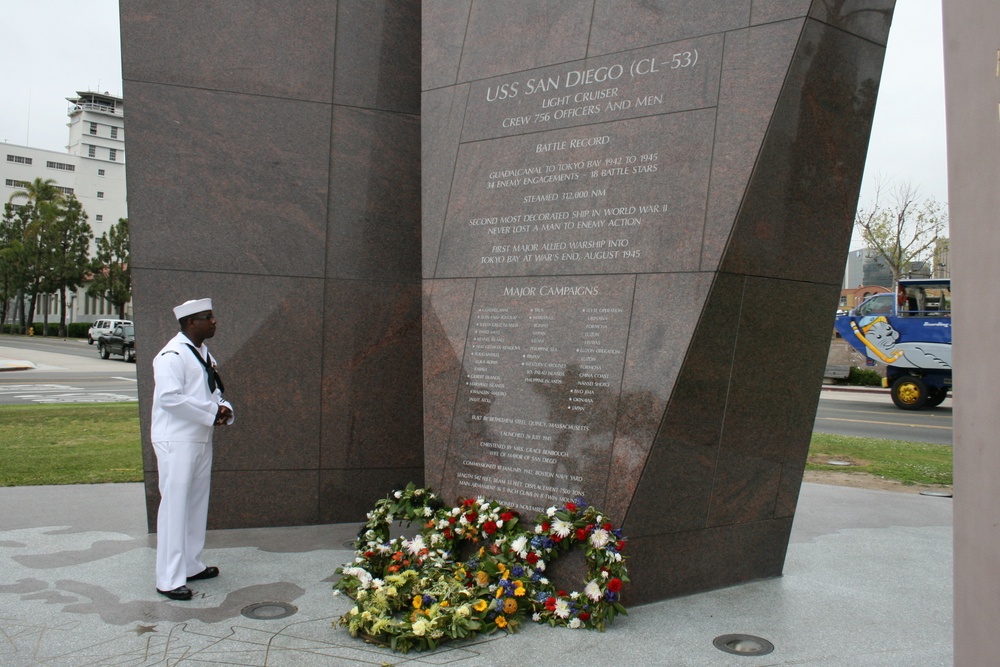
[847,366,883,386]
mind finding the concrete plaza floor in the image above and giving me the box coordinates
[0,481,952,666]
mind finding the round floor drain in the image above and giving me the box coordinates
[713,634,774,656]
[920,490,953,498]
[827,460,851,466]
[241,602,297,620]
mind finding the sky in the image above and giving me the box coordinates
[0,0,948,247]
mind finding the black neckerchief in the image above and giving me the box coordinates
[185,344,225,394]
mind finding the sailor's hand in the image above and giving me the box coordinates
[215,404,233,425]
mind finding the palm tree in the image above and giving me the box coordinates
[7,178,66,332]
[8,177,63,206]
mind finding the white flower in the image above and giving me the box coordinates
[570,591,579,600]
[406,535,426,555]
[546,507,557,517]
[451,507,461,516]
[554,599,570,619]
[495,519,504,529]
[584,580,602,602]
[569,618,581,629]
[456,605,471,617]
[535,524,544,534]
[423,506,433,517]
[342,567,374,589]
[510,535,529,557]
[532,612,542,622]
[394,491,403,499]
[552,519,573,538]
[349,606,359,616]
[539,577,549,585]
[414,488,424,496]
[601,570,610,579]
[372,578,384,589]
[589,528,610,548]
[412,618,429,636]
[332,589,341,597]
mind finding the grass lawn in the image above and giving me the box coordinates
[807,432,952,486]
[0,403,143,486]
[0,403,952,488]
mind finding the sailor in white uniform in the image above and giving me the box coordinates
[151,298,234,600]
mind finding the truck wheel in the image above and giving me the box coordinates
[925,387,948,408]
[99,343,110,360]
[891,376,928,410]
[126,348,135,363]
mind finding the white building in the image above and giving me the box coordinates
[1,91,127,325]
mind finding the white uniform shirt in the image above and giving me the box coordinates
[151,332,234,443]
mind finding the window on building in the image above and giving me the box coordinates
[88,145,96,158]
[89,122,98,135]
[46,160,75,172]
[5,179,30,188]
[95,214,103,221]
[55,186,74,195]
[97,191,104,199]
[6,154,32,165]
[839,296,847,306]
[111,127,119,139]
[109,149,117,161]
[98,168,105,176]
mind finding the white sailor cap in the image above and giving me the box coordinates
[173,298,213,321]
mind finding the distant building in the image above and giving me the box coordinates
[1,91,127,324]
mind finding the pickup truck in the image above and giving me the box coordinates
[98,324,136,362]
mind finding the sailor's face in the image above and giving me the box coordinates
[188,311,217,339]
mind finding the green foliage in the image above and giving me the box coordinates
[0,403,142,486]
[847,366,883,386]
[808,432,952,486]
[88,218,131,320]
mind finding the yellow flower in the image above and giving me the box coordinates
[455,568,466,581]
[440,600,450,607]
[412,595,422,609]
[514,581,526,597]
[473,599,488,612]
[476,570,490,586]
[495,588,504,598]
[495,615,508,628]
[503,597,518,614]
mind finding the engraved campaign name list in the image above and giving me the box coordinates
[437,35,724,507]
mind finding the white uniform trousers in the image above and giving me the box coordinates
[153,440,212,591]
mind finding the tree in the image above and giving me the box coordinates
[854,179,947,284]
[6,178,66,333]
[88,218,131,320]
[0,203,32,332]
[38,196,93,337]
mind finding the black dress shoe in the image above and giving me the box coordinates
[187,566,219,581]
[157,585,193,600]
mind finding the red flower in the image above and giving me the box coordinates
[500,511,515,522]
[465,511,478,523]
[448,516,457,524]
[444,529,453,539]
[541,521,551,532]
[616,540,625,552]
[607,577,623,593]
[463,498,475,507]
[557,589,567,597]
[575,528,587,541]
[602,522,613,531]
[545,597,557,611]
[565,502,577,512]
[552,535,562,543]
[483,520,498,534]
[579,612,591,621]
[526,552,539,564]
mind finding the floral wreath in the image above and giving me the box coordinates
[334,483,629,653]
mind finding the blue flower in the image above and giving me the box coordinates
[605,590,619,602]
[574,497,589,509]
[511,565,525,577]
[422,594,435,606]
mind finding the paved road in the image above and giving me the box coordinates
[0,335,138,404]
[814,388,952,446]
